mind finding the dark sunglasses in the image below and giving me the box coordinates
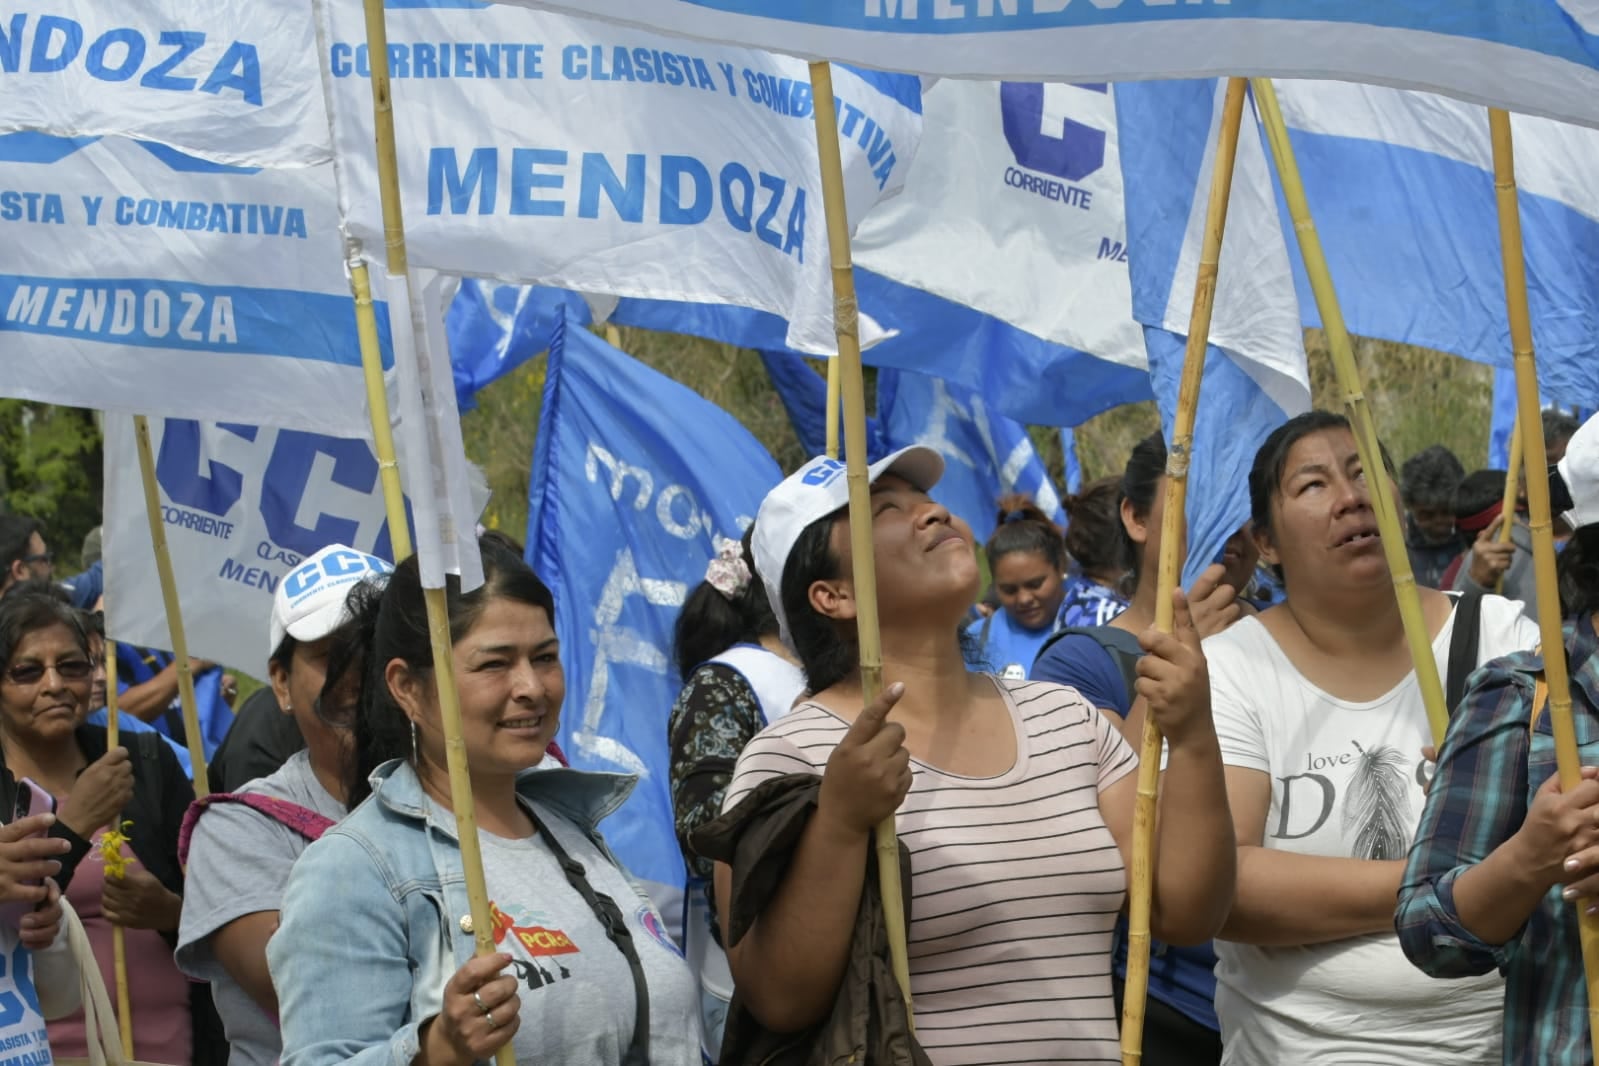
[5,659,94,686]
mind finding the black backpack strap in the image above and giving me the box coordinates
[1446,589,1485,714]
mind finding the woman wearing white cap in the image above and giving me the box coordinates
[177,544,391,1066]
[714,447,1235,1064]
[1397,412,1599,1066]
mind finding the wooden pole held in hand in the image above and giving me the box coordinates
[1120,76,1247,1066]
[806,58,913,1024]
[349,257,412,561]
[1252,77,1451,744]
[358,1,510,1062]
[1495,415,1522,596]
[1488,105,1599,1055]
[105,641,135,1060]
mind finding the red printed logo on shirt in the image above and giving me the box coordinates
[488,901,579,957]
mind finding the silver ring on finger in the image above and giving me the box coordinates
[473,991,493,1017]
[484,1007,500,1030]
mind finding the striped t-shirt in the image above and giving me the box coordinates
[722,677,1137,1065]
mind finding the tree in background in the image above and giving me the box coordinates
[0,401,103,574]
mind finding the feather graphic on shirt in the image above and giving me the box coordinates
[1342,742,1411,860]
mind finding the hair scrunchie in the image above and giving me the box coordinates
[705,535,751,600]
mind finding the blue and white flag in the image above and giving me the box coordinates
[447,278,593,409]
[876,367,1065,544]
[505,0,1599,130]
[757,348,886,460]
[101,415,409,679]
[1061,427,1083,496]
[0,131,385,435]
[1266,81,1599,410]
[0,1,329,166]
[852,78,1152,427]
[1489,366,1518,469]
[1117,79,1311,585]
[319,0,922,355]
[526,311,781,921]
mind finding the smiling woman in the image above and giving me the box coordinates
[966,496,1068,679]
[269,535,700,1066]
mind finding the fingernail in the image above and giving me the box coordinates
[888,682,905,697]
[1567,857,1581,872]
[1565,886,1579,899]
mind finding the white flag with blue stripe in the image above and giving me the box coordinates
[0,1,329,166]
[0,131,387,436]
[1265,80,1599,410]
[1117,79,1311,584]
[319,0,922,355]
[505,0,1599,129]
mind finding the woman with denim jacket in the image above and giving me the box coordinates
[270,537,699,1066]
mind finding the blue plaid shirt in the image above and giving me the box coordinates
[1397,615,1599,1066]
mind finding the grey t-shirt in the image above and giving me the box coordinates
[176,752,345,1066]
[464,799,700,1066]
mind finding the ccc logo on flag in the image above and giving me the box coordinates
[999,82,1108,183]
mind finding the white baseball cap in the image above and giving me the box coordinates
[751,446,944,641]
[269,545,393,656]
[1554,411,1599,531]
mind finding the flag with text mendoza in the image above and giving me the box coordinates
[526,311,781,928]
[1116,79,1311,585]
[507,0,1599,130]
[0,0,329,166]
[1266,82,1599,410]
[319,0,922,355]
[757,348,886,460]
[851,78,1152,427]
[877,368,1065,544]
[0,131,389,435]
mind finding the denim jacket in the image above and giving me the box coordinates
[269,759,635,1066]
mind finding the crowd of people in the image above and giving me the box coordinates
[0,406,1592,1066]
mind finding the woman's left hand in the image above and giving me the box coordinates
[101,864,181,932]
[1135,588,1215,749]
[19,879,63,952]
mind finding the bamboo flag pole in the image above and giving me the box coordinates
[1252,78,1451,742]
[357,3,508,1063]
[1488,105,1599,1052]
[349,257,413,560]
[1496,414,1523,595]
[825,356,841,459]
[131,417,210,794]
[105,640,134,1060]
[806,59,913,1022]
[604,324,623,349]
[1120,77,1248,1066]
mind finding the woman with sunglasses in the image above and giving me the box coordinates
[0,584,198,1065]
[271,536,699,1066]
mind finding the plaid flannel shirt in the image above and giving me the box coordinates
[1397,615,1599,1066]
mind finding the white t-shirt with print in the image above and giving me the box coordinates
[1205,593,1538,1065]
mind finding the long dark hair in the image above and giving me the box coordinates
[1559,526,1599,620]
[326,536,558,806]
[984,495,1066,573]
[672,527,777,681]
[780,514,853,695]
[1063,477,1125,580]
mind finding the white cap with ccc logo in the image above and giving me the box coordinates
[751,445,945,642]
[269,545,393,656]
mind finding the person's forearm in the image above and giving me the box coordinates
[1221,847,1404,946]
[1151,736,1236,945]
[119,666,180,723]
[726,812,869,1033]
[1448,835,1551,946]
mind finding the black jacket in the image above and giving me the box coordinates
[692,773,932,1066]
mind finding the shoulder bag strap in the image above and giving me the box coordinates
[1446,589,1485,715]
[179,794,337,867]
[533,820,650,1066]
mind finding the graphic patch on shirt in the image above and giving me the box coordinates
[489,902,578,990]
[636,904,683,958]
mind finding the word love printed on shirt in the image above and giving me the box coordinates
[1275,741,1421,859]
